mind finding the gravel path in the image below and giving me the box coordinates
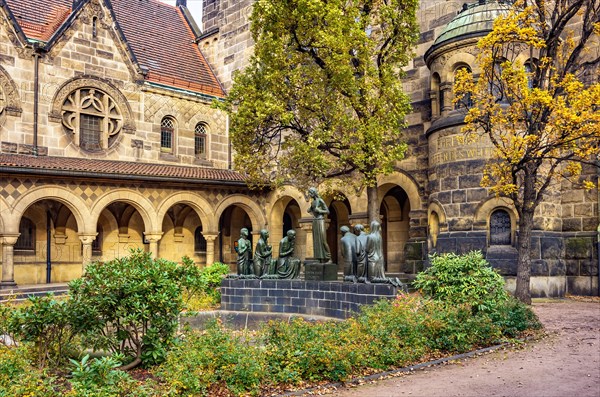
[326,299,600,397]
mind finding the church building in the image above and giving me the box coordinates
[0,0,597,297]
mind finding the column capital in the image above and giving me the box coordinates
[202,232,219,242]
[78,232,98,245]
[143,232,163,243]
[1,233,20,246]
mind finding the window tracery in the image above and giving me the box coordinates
[194,122,207,158]
[61,87,123,152]
[490,209,511,245]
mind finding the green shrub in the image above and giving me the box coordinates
[178,259,230,311]
[68,249,186,369]
[0,345,57,397]
[350,296,428,368]
[155,320,265,396]
[489,296,542,337]
[413,251,508,314]
[414,251,541,339]
[8,295,77,368]
[263,318,356,384]
[420,301,501,352]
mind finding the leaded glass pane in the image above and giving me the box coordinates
[80,114,102,151]
[490,210,511,245]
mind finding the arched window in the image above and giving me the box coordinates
[490,209,511,245]
[429,211,440,249]
[524,62,533,89]
[194,122,207,158]
[160,117,175,152]
[454,65,473,109]
[15,217,35,251]
[194,226,207,252]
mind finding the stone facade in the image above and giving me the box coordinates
[201,0,599,297]
[0,0,597,297]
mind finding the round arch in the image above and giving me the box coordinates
[10,186,89,233]
[378,171,423,211]
[428,200,448,232]
[474,197,518,227]
[474,197,518,245]
[442,53,477,83]
[90,189,158,233]
[214,194,266,231]
[49,74,136,133]
[156,192,216,232]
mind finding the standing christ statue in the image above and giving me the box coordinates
[307,187,331,263]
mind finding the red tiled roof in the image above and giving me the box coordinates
[5,0,71,41]
[3,0,224,97]
[0,154,245,183]
[111,0,224,96]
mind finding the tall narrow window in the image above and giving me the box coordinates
[92,17,97,38]
[454,66,472,109]
[490,209,511,245]
[15,217,35,251]
[524,62,534,89]
[194,123,207,158]
[194,226,207,252]
[431,73,441,117]
[161,117,175,152]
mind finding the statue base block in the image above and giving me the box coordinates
[304,260,338,281]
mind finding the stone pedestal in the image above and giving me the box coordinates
[220,279,398,319]
[304,260,338,281]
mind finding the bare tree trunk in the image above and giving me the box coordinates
[367,185,379,225]
[515,171,538,304]
[515,208,534,304]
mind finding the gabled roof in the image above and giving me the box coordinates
[2,0,224,97]
[3,0,71,42]
[0,154,245,184]
[109,0,224,96]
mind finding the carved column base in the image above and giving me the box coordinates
[0,281,17,290]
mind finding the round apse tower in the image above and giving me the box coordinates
[423,1,518,274]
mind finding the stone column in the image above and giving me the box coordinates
[202,232,219,265]
[1,234,20,289]
[298,218,314,259]
[78,233,97,273]
[144,232,163,258]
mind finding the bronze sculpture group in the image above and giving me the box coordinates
[235,188,402,287]
[340,220,388,283]
[235,227,301,279]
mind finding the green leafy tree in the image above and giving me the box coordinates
[219,0,419,221]
[454,0,600,303]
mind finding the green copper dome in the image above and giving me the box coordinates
[431,0,512,50]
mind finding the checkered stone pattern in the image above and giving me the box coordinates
[0,178,35,204]
[70,182,104,205]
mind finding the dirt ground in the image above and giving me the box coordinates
[326,298,600,397]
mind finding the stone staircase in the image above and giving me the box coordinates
[0,283,69,302]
